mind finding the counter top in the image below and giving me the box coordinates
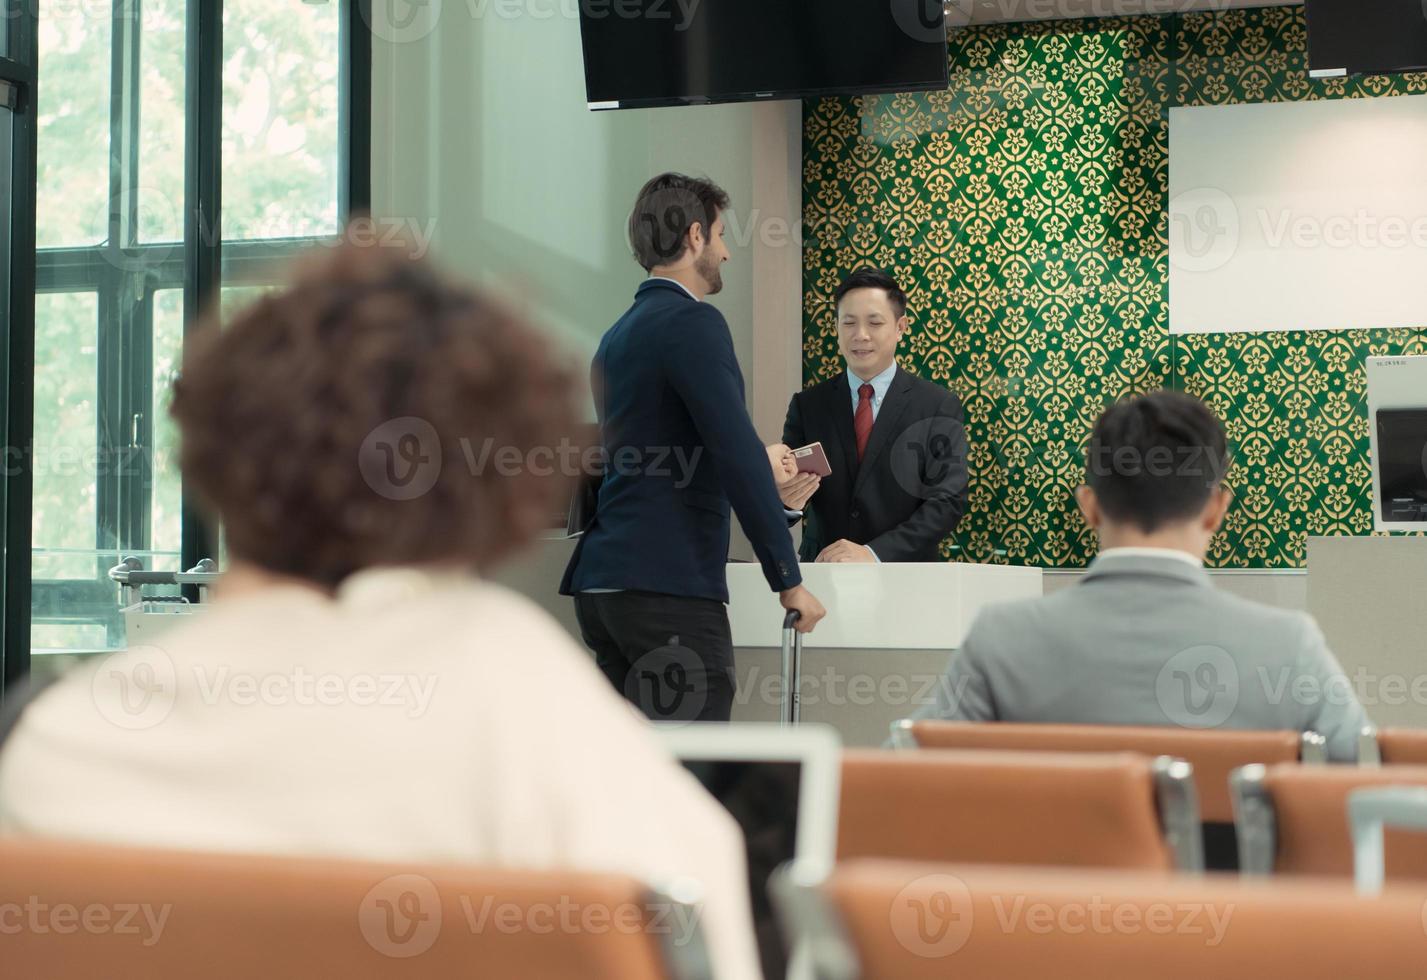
[726,561,1043,650]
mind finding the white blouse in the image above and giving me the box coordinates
[0,567,760,979]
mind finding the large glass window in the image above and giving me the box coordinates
[223,0,340,242]
[151,288,183,556]
[31,1,359,657]
[32,291,99,584]
[34,8,109,249]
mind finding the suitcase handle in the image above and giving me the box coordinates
[780,610,803,725]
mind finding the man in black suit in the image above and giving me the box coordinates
[561,173,826,723]
[778,269,968,563]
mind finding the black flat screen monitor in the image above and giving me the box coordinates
[1307,0,1427,77]
[580,0,949,109]
[1377,408,1427,524]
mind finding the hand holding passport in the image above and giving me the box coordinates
[767,442,827,512]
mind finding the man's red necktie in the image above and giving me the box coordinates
[854,383,874,460]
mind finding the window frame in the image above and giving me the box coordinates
[14,0,371,679]
[0,0,40,698]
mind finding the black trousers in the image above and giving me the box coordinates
[574,591,736,723]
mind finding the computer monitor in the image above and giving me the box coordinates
[1376,409,1427,525]
[656,723,841,980]
[1366,356,1427,532]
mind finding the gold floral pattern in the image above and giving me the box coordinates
[802,7,1427,567]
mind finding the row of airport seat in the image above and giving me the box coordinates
[772,860,1427,980]
[1,838,711,980]
[839,748,1202,871]
[809,722,1427,977]
[881,720,1427,881]
[10,722,1427,978]
[11,832,1427,980]
[894,721,1427,785]
[889,719,1323,823]
[1233,762,1427,878]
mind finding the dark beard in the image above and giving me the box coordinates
[696,250,723,295]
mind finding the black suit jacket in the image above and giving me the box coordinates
[560,279,802,603]
[782,368,969,563]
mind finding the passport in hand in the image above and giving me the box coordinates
[791,442,832,478]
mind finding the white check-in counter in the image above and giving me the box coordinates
[726,562,1043,745]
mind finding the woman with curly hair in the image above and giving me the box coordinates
[0,240,760,980]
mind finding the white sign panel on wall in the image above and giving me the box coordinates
[1169,95,1427,335]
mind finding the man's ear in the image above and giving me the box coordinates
[1203,486,1233,534]
[686,220,706,256]
[1075,484,1101,530]
[896,314,910,339]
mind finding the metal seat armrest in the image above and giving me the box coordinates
[769,860,858,980]
[1230,764,1277,876]
[888,719,917,750]
[1299,731,1328,764]
[1152,756,1205,873]
[645,877,716,980]
[1348,786,1427,895]
[1358,725,1382,767]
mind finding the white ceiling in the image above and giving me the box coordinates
[949,0,1300,26]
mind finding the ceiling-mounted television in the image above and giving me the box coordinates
[1306,0,1427,78]
[579,0,949,111]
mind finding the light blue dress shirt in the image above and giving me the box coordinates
[848,362,898,422]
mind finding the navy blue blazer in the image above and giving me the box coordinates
[560,279,802,603]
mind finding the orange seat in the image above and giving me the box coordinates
[838,748,1201,872]
[1234,762,1427,879]
[774,859,1427,980]
[0,838,707,980]
[895,720,1315,822]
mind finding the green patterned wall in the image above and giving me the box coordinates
[801,6,1427,568]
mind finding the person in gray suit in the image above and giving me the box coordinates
[912,390,1369,762]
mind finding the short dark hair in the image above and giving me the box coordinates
[834,268,908,319]
[171,240,577,588]
[1085,391,1231,533]
[627,173,730,272]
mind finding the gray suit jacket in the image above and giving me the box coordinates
[913,552,1369,761]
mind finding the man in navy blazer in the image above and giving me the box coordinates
[561,173,825,723]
